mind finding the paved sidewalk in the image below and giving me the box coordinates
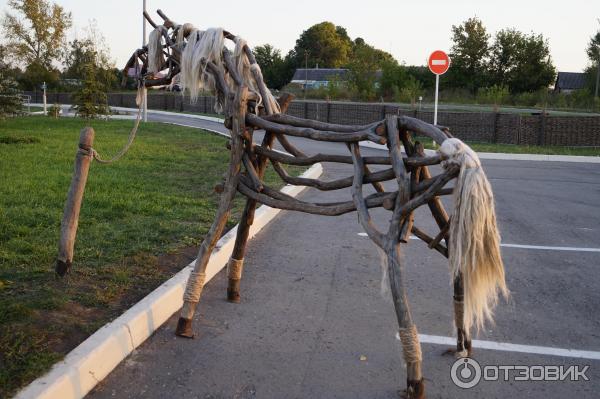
[88,159,600,399]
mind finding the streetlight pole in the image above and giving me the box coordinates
[142,0,148,122]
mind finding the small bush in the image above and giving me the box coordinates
[47,103,61,118]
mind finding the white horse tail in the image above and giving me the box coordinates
[440,138,509,334]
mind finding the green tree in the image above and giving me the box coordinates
[347,39,396,99]
[448,17,490,93]
[291,22,352,68]
[64,22,117,90]
[17,61,59,90]
[253,44,294,90]
[587,20,600,97]
[347,42,380,99]
[405,66,435,90]
[399,77,423,108]
[378,59,409,98]
[0,47,22,117]
[2,0,72,67]
[72,58,109,119]
[488,29,555,93]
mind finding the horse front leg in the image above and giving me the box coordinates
[176,87,248,338]
[226,198,257,303]
[386,242,425,399]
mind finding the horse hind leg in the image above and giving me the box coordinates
[443,272,472,357]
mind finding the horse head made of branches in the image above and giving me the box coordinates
[123,10,509,399]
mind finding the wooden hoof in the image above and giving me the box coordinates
[400,378,425,399]
[175,317,194,338]
[227,289,241,303]
[55,259,71,277]
[442,347,473,358]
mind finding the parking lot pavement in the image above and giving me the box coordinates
[87,154,600,398]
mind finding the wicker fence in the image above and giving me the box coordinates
[26,91,600,147]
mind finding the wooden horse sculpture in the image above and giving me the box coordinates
[122,10,509,398]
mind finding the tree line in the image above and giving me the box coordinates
[0,0,122,91]
[254,17,600,109]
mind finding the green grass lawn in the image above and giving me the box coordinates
[0,116,302,397]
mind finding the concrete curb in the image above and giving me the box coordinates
[14,163,323,399]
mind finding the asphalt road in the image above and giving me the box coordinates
[88,114,600,399]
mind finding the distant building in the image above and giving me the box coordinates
[554,72,587,93]
[291,68,349,88]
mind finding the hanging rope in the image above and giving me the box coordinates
[91,83,144,164]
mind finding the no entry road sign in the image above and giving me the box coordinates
[428,50,450,75]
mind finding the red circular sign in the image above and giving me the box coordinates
[428,50,450,75]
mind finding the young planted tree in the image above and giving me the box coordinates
[72,58,109,119]
[0,44,22,117]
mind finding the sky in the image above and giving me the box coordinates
[0,0,597,72]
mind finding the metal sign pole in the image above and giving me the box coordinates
[434,74,439,126]
[142,0,148,122]
[433,74,439,148]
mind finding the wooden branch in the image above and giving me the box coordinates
[263,113,382,133]
[349,144,385,247]
[238,176,394,216]
[156,9,176,28]
[411,226,448,258]
[247,114,385,143]
[386,116,411,243]
[398,116,448,145]
[222,48,243,87]
[274,134,306,157]
[400,166,459,216]
[415,142,451,237]
[242,153,263,192]
[270,160,396,191]
[364,164,385,193]
[253,145,441,167]
[143,11,158,29]
[429,217,451,250]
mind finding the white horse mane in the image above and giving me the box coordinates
[147,25,280,114]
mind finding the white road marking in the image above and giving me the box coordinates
[408,235,600,253]
[416,334,600,360]
[499,243,600,252]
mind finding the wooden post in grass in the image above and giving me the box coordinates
[55,127,95,277]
